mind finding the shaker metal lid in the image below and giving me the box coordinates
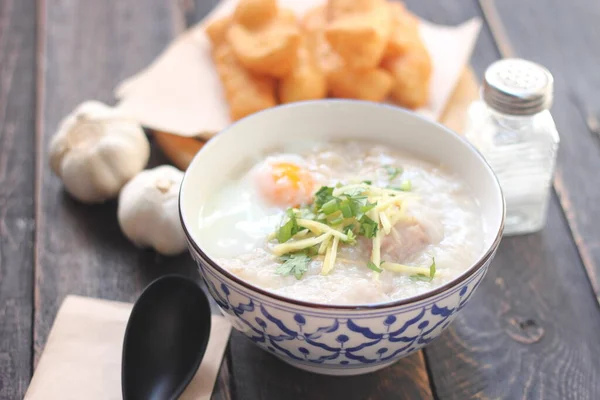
[483,58,554,116]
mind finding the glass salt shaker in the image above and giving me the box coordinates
[465,58,559,235]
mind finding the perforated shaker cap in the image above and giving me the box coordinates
[483,58,554,116]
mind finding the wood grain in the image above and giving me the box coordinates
[408,0,600,398]
[34,0,199,365]
[228,331,432,400]
[489,0,600,306]
[0,0,36,397]
[426,197,600,399]
[21,1,600,400]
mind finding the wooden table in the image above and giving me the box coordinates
[2,0,600,398]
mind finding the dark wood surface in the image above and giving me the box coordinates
[492,0,600,305]
[1,0,599,399]
[0,0,36,398]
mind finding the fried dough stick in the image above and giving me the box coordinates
[325,0,392,68]
[206,17,277,121]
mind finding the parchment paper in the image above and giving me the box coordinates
[24,295,231,400]
[115,0,481,138]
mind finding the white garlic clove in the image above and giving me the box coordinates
[49,100,150,203]
[118,165,187,256]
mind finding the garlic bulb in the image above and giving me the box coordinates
[49,101,150,203]
[117,165,187,256]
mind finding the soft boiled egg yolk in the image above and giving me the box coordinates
[254,159,315,207]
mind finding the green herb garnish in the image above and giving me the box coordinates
[304,246,319,257]
[271,181,414,278]
[339,201,353,218]
[330,216,344,225]
[276,253,312,279]
[343,229,357,244]
[367,261,383,273]
[314,186,334,209]
[384,165,403,181]
[410,257,436,282]
[362,180,373,185]
[388,179,412,192]
[276,209,300,243]
[360,200,377,215]
[321,198,339,215]
[359,215,378,238]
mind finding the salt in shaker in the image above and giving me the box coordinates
[465,58,560,235]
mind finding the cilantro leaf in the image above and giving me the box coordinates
[360,200,377,214]
[343,188,366,197]
[276,210,299,243]
[359,215,378,238]
[314,186,334,209]
[384,165,403,181]
[276,253,311,279]
[362,180,372,185]
[343,224,356,234]
[367,261,383,273]
[410,257,436,282]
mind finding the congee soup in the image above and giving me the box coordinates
[197,141,484,305]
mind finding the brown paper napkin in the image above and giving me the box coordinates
[24,295,231,400]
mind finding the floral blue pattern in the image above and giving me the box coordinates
[190,245,488,372]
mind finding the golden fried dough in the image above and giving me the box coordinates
[212,42,277,121]
[325,0,391,68]
[302,5,326,32]
[383,2,421,59]
[205,16,232,45]
[302,6,343,75]
[233,0,277,28]
[327,0,383,18]
[382,46,432,109]
[279,35,327,103]
[278,8,299,24]
[228,10,300,77]
[328,67,393,101]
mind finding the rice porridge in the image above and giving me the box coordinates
[197,141,484,305]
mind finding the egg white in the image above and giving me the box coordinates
[197,174,285,258]
[197,153,324,258]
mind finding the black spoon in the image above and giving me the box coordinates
[122,275,212,400]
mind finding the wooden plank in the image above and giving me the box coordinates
[228,331,432,400]
[410,0,600,398]
[486,0,600,305]
[36,1,234,399]
[426,196,600,399]
[0,0,36,397]
[34,0,199,364]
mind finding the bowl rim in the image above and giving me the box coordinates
[179,99,505,311]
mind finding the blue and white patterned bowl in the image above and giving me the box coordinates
[180,100,504,376]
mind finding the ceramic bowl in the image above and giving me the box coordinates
[179,100,504,376]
